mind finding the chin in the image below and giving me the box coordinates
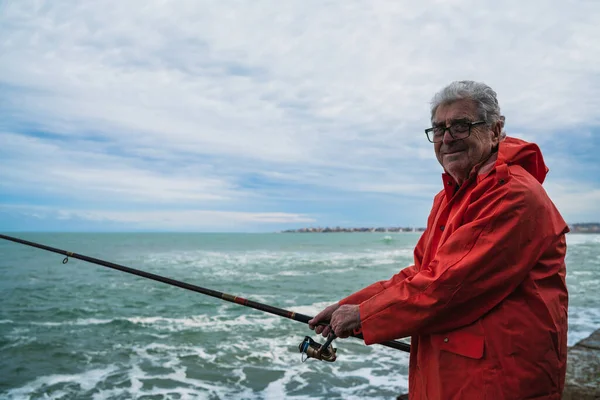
[444,161,468,179]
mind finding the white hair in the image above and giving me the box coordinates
[430,80,506,140]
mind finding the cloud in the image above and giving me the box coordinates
[0,204,315,231]
[1,0,599,230]
[544,182,600,224]
[0,132,241,204]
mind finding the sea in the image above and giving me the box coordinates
[1,232,599,400]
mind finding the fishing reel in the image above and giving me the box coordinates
[298,333,337,362]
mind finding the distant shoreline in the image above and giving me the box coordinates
[281,227,422,233]
[568,223,600,234]
[282,223,600,234]
[281,227,425,233]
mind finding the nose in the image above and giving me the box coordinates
[442,129,456,145]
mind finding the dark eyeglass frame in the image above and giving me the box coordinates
[424,120,486,143]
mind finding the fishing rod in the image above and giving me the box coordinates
[0,234,411,361]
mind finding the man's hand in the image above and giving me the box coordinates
[330,304,361,338]
[308,303,340,337]
[308,303,361,339]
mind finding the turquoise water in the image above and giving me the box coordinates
[1,232,599,399]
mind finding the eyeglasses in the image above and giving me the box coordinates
[424,120,486,143]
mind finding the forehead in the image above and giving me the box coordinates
[433,99,478,123]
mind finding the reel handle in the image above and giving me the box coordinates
[298,333,337,362]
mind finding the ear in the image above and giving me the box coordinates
[491,120,502,145]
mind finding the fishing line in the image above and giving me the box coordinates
[0,234,411,355]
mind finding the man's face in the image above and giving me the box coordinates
[433,99,499,183]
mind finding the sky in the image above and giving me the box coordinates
[1,0,599,232]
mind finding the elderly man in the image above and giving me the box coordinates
[309,81,569,399]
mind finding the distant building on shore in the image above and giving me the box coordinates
[281,226,426,233]
[281,223,600,234]
[569,223,600,233]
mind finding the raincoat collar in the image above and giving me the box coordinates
[441,136,549,199]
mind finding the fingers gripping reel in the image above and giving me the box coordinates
[298,333,337,362]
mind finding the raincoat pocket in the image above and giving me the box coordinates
[433,328,485,359]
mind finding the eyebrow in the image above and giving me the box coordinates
[432,118,471,127]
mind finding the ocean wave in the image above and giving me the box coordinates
[122,250,414,284]
[4,366,118,399]
[3,322,411,399]
[256,334,410,399]
[139,248,414,271]
[26,313,283,333]
[566,233,600,246]
[570,270,594,276]
[579,279,600,287]
[286,301,338,318]
[128,342,218,366]
[30,318,116,327]
[0,334,38,351]
[568,306,600,346]
[3,361,256,400]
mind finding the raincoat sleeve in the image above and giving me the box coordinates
[338,263,418,306]
[357,178,567,345]
[338,220,431,306]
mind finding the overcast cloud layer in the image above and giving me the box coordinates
[1,0,599,231]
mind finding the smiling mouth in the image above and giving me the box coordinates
[444,149,464,155]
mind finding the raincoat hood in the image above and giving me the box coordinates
[497,136,549,184]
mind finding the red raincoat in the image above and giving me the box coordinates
[340,137,569,399]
